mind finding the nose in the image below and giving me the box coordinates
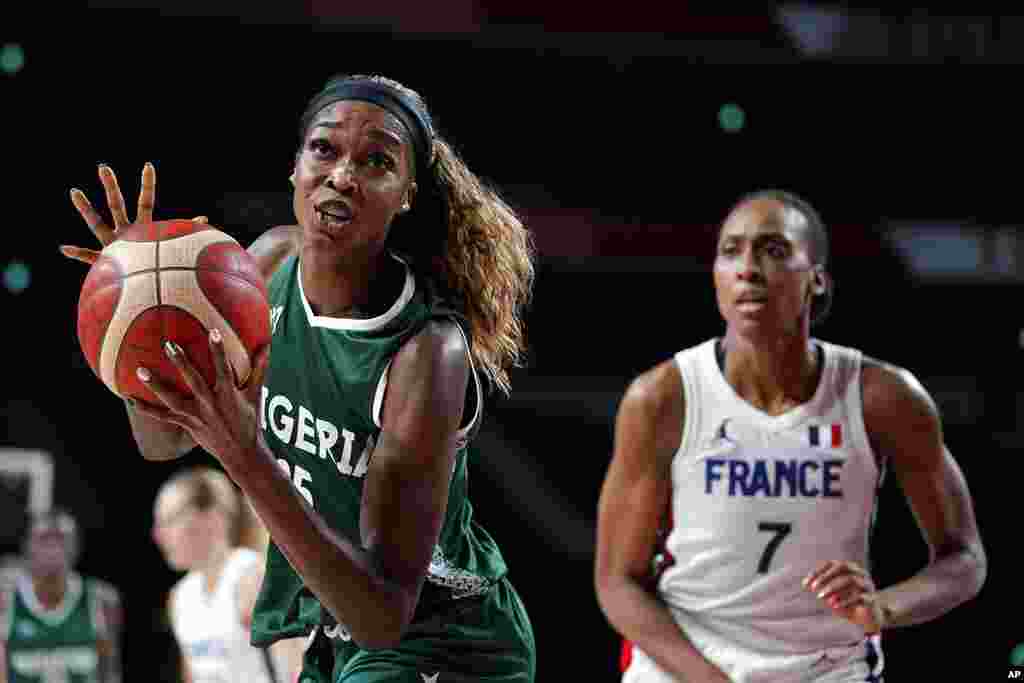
[736,247,763,282]
[325,159,357,194]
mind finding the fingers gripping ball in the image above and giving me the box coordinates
[77,220,270,403]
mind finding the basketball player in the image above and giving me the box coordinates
[63,74,536,682]
[1,509,122,683]
[153,466,306,683]
[594,191,987,682]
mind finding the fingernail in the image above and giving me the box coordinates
[164,341,177,358]
[145,161,154,169]
[210,328,222,344]
[817,590,827,599]
[69,187,82,196]
[137,367,151,382]
[97,162,110,169]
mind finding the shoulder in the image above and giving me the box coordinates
[167,575,191,613]
[85,577,123,635]
[232,546,262,566]
[861,356,940,426]
[861,356,943,460]
[230,549,264,588]
[382,320,470,437]
[613,358,685,467]
[246,225,300,282]
[391,319,470,391]
[88,577,121,603]
[620,358,685,426]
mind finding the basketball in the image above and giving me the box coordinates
[77,220,270,403]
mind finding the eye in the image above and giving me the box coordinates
[719,243,738,256]
[765,243,788,258]
[308,138,334,158]
[365,150,397,171]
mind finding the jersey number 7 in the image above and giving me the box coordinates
[756,522,792,573]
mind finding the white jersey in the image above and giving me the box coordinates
[171,548,276,683]
[626,338,886,683]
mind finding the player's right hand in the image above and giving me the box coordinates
[61,162,208,265]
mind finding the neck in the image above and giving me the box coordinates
[299,243,399,319]
[197,544,233,596]
[31,572,68,610]
[721,327,820,415]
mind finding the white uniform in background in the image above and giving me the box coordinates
[625,338,885,683]
[171,548,277,683]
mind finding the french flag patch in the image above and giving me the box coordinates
[808,423,843,448]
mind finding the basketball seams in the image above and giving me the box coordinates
[160,270,253,384]
[79,221,268,400]
[77,254,124,388]
[157,221,166,360]
[100,271,159,396]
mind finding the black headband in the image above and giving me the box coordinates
[304,80,434,175]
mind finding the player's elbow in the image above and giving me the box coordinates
[933,537,987,603]
[133,430,195,462]
[962,540,987,600]
[594,570,641,624]
[351,622,405,651]
[135,441,189,462]
[347,593,414,652]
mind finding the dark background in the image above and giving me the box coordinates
[1,4,1019,681]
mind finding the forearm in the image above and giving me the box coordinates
[598,577,726,681]
[125,401,195,461]
[224,436,409,649]
[876,545,986,628]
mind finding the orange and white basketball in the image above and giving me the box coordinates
[77,220,270,403]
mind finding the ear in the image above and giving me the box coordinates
[402,181,417,213]
[289,171,296,187]
[811,266,828,296]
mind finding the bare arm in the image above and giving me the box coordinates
[214,320,467,649]
[128,225,298,461]
[595,361,729,682]
[94,583,123,683]
[862,359,987,627]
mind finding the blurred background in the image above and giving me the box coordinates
[1,3,1019,680]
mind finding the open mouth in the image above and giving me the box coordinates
[315,200,354,228]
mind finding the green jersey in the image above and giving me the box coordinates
[2,573,106,683]
[251,253,507,647]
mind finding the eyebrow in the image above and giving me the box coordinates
[720,231,790,243]
[311,122,404,149]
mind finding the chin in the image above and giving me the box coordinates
[730,317,784,341]
[166,556,191,572]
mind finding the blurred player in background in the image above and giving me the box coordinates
[1,508,123,683]
[153,466,306,683]
[596,190,987,681]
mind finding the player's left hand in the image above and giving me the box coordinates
[130,328,269,469]
[803,560,888,635]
